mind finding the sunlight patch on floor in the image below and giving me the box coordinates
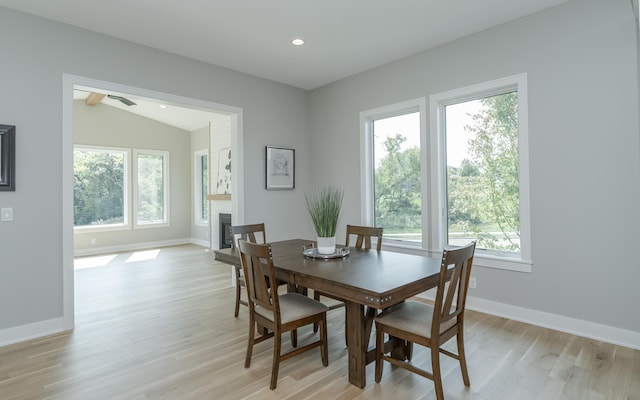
[74,254,118,270]
[125,249,160,263]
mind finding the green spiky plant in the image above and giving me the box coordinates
[305,187,344,237]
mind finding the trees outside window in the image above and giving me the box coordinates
[363,74,531,271]
[73,147,128,227]
[74,146,170,230]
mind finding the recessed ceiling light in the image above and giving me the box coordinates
[291,38,305,46]
[159,104,168,109]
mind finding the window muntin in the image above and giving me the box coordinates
[73,146,129,228]
[194,149,209,225]
[134,150,168,225]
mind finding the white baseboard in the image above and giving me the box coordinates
[74,238,193,257]
[0,318,68,348]
[190,238,210,248]
[416,292,640,350]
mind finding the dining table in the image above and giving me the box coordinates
[214,238,442,388]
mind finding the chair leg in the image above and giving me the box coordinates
[245,317,255,368]
[234,284,241,318]
[431,345,444,400]
[320,314,328,366]
[291,329,298,348]
[457,327,471,387]
[374,324,384,382]
[313,291,321,333]
[270,330,282,390]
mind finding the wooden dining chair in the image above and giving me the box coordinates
[374,241,476,400]
[313,224,383,344]
[238,240,329,390]
[230,223,267,318]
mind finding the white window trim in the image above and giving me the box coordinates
[430,73,532,272]
[73,144,131,231]
[194,148,209,226]
[133,149,170,228]
[359,97,428,248]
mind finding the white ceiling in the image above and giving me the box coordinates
[73,88,224,132]
[2,0,568,90]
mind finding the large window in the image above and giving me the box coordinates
[372,111,422,243]
[134,150,169,226]
[194,149,209,225]
[74,145,170,230]
[362,74,531,271]
[74,146,129,228]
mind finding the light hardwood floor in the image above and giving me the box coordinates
[1,244,638,399]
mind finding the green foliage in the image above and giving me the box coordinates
[305,187,343,237]
[74,150,125,226]
[373,92,520,252]
[374,134,422,231]
[448,92,520,251]
[136,154,164,223]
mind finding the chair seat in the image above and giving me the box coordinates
[256,293,329,324]
[376,301,456,338]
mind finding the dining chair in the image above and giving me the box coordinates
[313,224,383,344]
[374,241,476,400]
[230,223,267,318]
[238,239,329,390]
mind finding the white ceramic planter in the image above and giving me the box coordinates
[316,236,337,254]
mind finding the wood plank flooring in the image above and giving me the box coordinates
[1,244,638,399]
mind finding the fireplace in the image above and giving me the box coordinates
[219,213,232,249]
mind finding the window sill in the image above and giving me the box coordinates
[381,241,532,273]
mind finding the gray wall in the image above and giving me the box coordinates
[73,100,191,252]
[309,0,640,333]
[0,6,312,332]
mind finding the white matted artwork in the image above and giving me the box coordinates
[215,147,231,194]
[265,146,294,190]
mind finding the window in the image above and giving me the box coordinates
[194,149,209,225]
[361,74,531,271]
[73,146,170,231]
[134,150,169,226]
[73,146,129,229]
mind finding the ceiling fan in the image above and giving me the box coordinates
[84,92,136,106]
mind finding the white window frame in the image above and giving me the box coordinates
[194,148,209,226]
[430,74,532,272]
[360,98,429,249]
[133,149,170,228]
[73,145,131,232]
[360,74,532,272]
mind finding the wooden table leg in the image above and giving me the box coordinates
[345,301,366,388]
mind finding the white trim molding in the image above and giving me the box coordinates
[0,318,68,348]
[416,292,640,350]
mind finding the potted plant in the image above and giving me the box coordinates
[305,186,344,254]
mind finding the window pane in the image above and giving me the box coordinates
[74,148,126,227]
[373,112,421,242]
[137,153,165,224]
[445,92,520,254]
[200,154,208,220]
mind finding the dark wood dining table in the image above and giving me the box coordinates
[214,238,442,388]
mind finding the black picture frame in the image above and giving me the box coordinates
[265,146,295,190]
[0,125,15,191]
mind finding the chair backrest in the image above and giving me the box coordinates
[238,240,280,320]
[231,223,266,249]
[432,242,476,337]
[345,224,383,250]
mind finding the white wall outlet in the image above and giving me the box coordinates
[469,277,477,289]
[90,238,96,245]
[1,208,13,221]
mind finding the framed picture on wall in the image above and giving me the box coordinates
[265,146,294,190]
[0,125,15,191]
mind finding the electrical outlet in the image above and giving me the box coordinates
[90,238,96,245]
[469,277,477,289]
[1,208,13,221]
